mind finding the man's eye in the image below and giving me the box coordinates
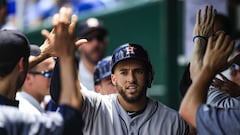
[120,71,127,75]
[136,69,144,74]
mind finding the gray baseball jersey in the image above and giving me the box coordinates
[197,104,240,135]
[207,85,240,108]
[81,89,189,135]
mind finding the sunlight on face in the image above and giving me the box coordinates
[111,59,148,103]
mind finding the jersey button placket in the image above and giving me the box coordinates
[129,121,136,135]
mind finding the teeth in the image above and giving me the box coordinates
[127,86,137,92]
[127,86,136,89]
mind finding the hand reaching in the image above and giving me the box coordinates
[51,7,86,109]
[212,73,240,97]
[192,5,215,61]
[202,32,235,77]
[40,28,87,58]
[193,5,215,37]
[190,5,216,81]
[51,7,77,58]
[40,29,56,57]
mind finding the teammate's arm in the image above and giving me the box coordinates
[179,34,235,127]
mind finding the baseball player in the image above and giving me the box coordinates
[51,43,189,134]
[93,55,117,94]
[179,5,240,110]
[179,27,238,135]
[0,7,84,135]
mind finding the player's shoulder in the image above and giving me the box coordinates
[149,99,179,115]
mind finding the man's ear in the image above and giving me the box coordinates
[17,57,25,72]
[94,85,101,93]
[111,74,116,86]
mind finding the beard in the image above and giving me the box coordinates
[116,83,147,104]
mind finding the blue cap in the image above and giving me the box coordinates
[94,56,111,84]
[111,43,154,88]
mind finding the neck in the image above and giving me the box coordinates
[117,95,148,112]
[0,76,18,100]
[82,58,96,74]
[23,89,44,103]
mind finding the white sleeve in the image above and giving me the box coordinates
[207,86,240,108]
[0,105,63,135]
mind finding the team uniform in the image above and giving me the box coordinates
[0,95,83,135]
[179,65,240,109]
[197,104,240,135]
[81,88,189,135]
[51,43,189,135]
[207,85,240,108]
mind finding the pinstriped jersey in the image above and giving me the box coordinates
[207,85,240,108]
[0,104,83,135]
[0,105,63,135]
[81,89,189,135]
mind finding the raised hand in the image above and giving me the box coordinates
[51,7,77,58]
[40,27,87,58]
[50,7,85,109]
[40,29,56,57]
[190,5,216,81]
[202,32,235,76]
[193,5,215,38]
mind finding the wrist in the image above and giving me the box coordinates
[193,35,208,44]
[201,65,217,79]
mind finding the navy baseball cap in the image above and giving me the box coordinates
[111,43,152,73]
[111,43,154,88]
[94,56,111,84]
[0,30,40,63]
[29,44,41,56]
[78,17,107,39]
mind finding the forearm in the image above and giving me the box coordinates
[190,38,208,81]
[193,38,207,62]
[179,66,216,127]
[28,53,51,69]
[58,55,82,110]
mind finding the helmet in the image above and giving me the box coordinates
[111,43,153,88]
[94,56,112,84]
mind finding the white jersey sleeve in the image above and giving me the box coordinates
[0,105,63,135]
[207,86,240,108]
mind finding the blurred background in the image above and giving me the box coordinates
[3,0,240,110]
